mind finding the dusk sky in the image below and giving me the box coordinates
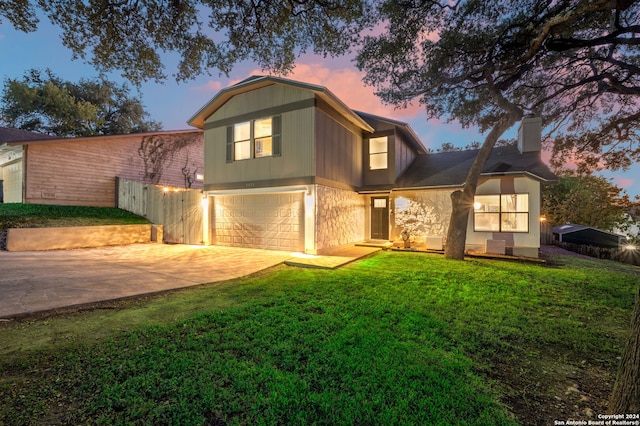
[1,16,638,198]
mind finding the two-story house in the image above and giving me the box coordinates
[188,76,556,257]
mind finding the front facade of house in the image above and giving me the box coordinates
[190,76,557,257]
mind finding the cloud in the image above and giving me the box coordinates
[614,177,635,189]
[238,63,423,121]
[190,80,223,93]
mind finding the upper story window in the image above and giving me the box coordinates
[227,116,280,162]
[369,136,388,170]
[253,118,273,158]
[473,193,529,233]
[233,122,251,160]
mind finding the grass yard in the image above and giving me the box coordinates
[0,250,638,425]
[0,203,149,228]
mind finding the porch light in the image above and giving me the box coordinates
[624,244,637,251]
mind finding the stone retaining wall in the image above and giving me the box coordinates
[6,224,162,252]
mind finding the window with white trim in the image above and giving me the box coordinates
[473,194,529,233]
[227,116,280,162]
[369,136,388,170]
[233,121,251,160]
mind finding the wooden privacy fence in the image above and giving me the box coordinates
[117,177,203,244]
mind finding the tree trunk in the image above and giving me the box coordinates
[444,190,471,260]
[444,114,520,260]
[608,286,640,414]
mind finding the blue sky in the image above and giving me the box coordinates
[1,17,638,198]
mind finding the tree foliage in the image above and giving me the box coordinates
[542,172,634,231]
[0,1,367,86]
[0,69,161,137]
[356,0,640,258]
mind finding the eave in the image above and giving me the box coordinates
[187,75,374,133]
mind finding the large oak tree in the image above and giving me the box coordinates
[3,1,640,411]
[1,69,161,136]
[356,0,640,260]
[0,0,367,86]
[542,172,635,231]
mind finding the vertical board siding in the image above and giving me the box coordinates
[205,84,313,124]
[395,132,417,179]
[24,133,203,207]
[205,107,315,186]
[315,109,362,187]
[118,178,203,244]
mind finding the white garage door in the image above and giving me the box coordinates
[214,193,304,251]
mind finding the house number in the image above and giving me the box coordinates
[245,183,255,188]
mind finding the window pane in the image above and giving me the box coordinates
[255,137,272,157]
[234,122,250,142]
[370,153,388,170]
[502,213,529,232]
[254,118,272,139]
[475,213,500,231]
[234,140,251,160]
[369,137,388,154]
[474,195,500,212]
[501,194,528,212]
[373,198,387,208]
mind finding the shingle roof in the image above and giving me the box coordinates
[354,110,427,154]
[394,145,558,189]
[0,127,56,143]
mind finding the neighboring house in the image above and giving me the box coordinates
[552,224,625,249]
[0,127,56,203]
[189,76,557,257]
[0,127,204,207]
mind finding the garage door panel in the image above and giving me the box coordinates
[215,193,304,251]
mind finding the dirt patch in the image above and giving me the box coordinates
[539,244,596,260]
[493,353,615,425]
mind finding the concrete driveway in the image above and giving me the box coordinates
[0,244,294,318]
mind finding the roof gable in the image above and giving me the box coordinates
[188,75,374,132]
[354,110,427,154]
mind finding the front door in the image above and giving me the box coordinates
[370,197,389,240]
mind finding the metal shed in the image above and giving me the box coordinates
[552,224,624,249]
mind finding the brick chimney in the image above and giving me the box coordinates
[517,116,542,154]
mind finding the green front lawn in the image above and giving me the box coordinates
[0,203,149,229]
[0,251,638,425]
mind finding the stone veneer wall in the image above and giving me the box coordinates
[316,184,365,252]
[391,189,453,247]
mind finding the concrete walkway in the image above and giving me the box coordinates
[0,243,380,318]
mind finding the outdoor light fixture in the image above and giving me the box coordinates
[624,244,637,251]
[540,216,547,222]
